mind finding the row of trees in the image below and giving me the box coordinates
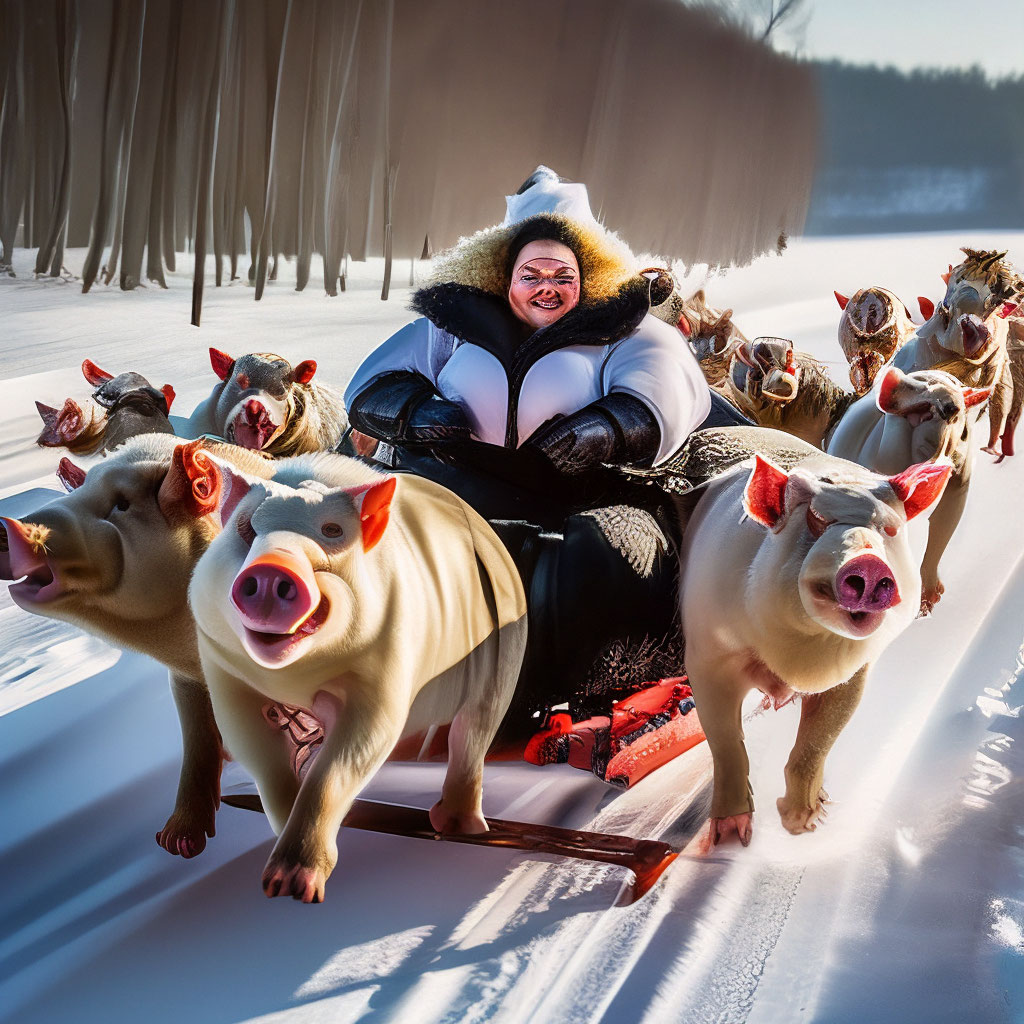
[807,62,1024,234]
[0,0,818,322]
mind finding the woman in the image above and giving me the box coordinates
[344,168,723,736]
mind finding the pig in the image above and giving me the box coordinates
[0,435,276,857]
[651,283,747,387]
[827,366,991,614]
[835,286,921,394]
[678,440,951,846]
[685,291,748,388]
[894,248,1024,457]
[184,349,348,456]
[36,359,176,454]
[187,453,528,902]
[720,337,857,448]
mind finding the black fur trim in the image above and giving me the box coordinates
[411,276,652,359]
[411,284,524,369]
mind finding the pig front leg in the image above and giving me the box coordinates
[204,666,302,833]
[981,359,1012,456]
[263,687,408,903]
[156,673,224,858]
[999,354,1023,461]
[776,667,867,834]
[688,664,754,846]
[918,462,969,615]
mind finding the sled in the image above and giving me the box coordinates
[222,793,679,904]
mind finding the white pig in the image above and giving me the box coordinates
[678,443,951,847]
[827,365,990,613]
[188,452,528,902]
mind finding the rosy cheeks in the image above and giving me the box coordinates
[508,267,581,328]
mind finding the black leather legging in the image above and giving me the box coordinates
[387,442,682,726]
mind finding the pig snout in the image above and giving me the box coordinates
[834,554,899,612]
[1,517,44,579]
[231,553,319,635]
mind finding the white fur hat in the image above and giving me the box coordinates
[502,166,600,228]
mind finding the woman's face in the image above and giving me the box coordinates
[508,240,581,330]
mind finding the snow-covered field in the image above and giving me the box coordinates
[2,233,1023,1023]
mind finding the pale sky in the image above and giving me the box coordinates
[721,0,1024,80]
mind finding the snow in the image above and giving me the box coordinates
[2,234,1024,1023]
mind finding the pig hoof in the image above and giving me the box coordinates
[776,789,829,835]
[156,811,215,858]
[429,800,488,835]
[261,861,327,903]
[981,445,1000,457]
[710,813,753,848]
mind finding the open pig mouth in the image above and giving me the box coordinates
[851,350,885,394]
[229,404,279,450]
[241,595,330,665]
[811,580,887,637]
[9,563,62,605]
[902,402,935,428]
[959,315,990,359]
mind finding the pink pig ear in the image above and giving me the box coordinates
[158,440,223,520]
[36,398,86,447]
[57,457,87,491]
[161,384,175,412]
[888,462,952,521]
[918,296,935,321]
[940,266,952,286]
[82,359,114,386]
[209,348,235,381]
[743,455,789,530]
[353,476,397,552]
[997,301,1021,319]
[292,360,317,385]
[876,367,903,413]
[35,401,60,441]
[834,290,850,311]
[962,385,992,409]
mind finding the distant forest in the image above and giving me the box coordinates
[805,62,1024,234]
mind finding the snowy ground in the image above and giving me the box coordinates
[2,234,1023,1023]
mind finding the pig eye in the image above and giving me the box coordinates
[114,496,130,513]
[805,507,833,539]
[236,373,250,390]
[321,522,343,539]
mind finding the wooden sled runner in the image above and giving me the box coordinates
[222,793,680,905]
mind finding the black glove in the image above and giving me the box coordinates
[347,369,472,446]
[524,393,661,475]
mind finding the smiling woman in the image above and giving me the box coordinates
[507,241,581,329]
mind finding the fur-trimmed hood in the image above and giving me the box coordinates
[422,213,642,306]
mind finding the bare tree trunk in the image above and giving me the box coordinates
[191,0,230,327]
[34,0,77,278]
